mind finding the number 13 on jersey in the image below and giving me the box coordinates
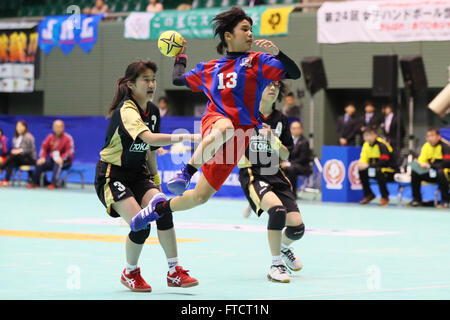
[217,72,237,89]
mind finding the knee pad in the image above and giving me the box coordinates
[128,226,150,245]
[156,211,174,231]
[285,223,305,241]
[267,206,287,230]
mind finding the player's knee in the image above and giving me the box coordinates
[216,123,234,140]
[193,191,211,205]
[285,223,305,241]
[156,212,174,231]
[128,226,150,245]
[267,206,287,230]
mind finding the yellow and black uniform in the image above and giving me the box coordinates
[412,138,450,204]
[238,110,299,216]
[358,137,395,199]
[95,96,160,217]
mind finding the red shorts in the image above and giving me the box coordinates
[200,112,254,191]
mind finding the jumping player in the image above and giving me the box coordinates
[238,80,305,283]
[130,6,301,230]
[94,60,199,292]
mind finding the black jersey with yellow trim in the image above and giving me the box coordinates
[238,109,293,169]
[100,96,161,170]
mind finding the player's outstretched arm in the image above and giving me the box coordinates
[255,39,301,80]
[138,130,200,147]
[173,38,187,86]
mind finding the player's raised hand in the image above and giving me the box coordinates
[254,39,279,56]
[179,37,187,55]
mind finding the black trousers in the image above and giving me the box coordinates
[411,170,449,203]
[32,157,72,185]
[359,167,394,199]
[0,153,35,181]
[283,165,312,194]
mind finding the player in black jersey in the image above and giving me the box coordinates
[95,60,199,292]
[238,80,305,283]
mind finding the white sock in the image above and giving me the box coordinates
[281,243,289,251]
[272,255,282,266]
[168,257,178,275]
[126,263,137,274]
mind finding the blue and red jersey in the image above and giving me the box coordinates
[180,51,286,127]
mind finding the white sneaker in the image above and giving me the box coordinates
[243,204,251,218]
[281,247,303,272]
[267,264,290,283]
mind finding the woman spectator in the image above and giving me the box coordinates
[0,127,9,167]
[0,120,36,187]
[146,0,163,12]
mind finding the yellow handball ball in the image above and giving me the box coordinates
[157,30,183,57]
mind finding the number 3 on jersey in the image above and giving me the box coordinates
[217,72,237,90]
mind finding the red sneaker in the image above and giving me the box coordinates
[167,266,199,288]
[26,183,38,189]
[120,268,152,292]
[47,184,55,190]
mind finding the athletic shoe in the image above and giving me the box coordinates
[120,268,152,292]
[267,264,290,283]
[130,192,167,232]
[436,202,449,209]
[26,183,38,189]
[167,164,191,195]
[47,184,56,190]
[281,247,303,272]
[167,266,199,288]
[407,200,422,207]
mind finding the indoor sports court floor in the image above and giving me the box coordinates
[1,186,449,300]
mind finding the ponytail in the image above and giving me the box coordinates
[108,77,130,117]
[216,41,226,55]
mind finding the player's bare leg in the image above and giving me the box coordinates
[167,118,234,195]
[260,191,290,283]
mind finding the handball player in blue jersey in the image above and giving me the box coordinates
[131,6,301,230]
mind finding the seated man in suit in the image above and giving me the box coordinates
[337,103,360,146]
[408,128,450,209]
[357,129,396,206]
[281,121,312,197]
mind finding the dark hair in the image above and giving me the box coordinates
[286,92,295,98]
[363,128,377,135]
[276,81,287,102]
[364,100,375,108]
[427,127,440,135]
[382,102,395,110]
[269,81,287,110]
[15,120,29,137]
[108,59,158,116]
[345,101,356,108]
[212,6,253,55]
[158,96,168,103]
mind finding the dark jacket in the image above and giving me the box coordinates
[336,114,360,146]
[381,113,405,151]
[359,113,381,132]
[289,135,313,175]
